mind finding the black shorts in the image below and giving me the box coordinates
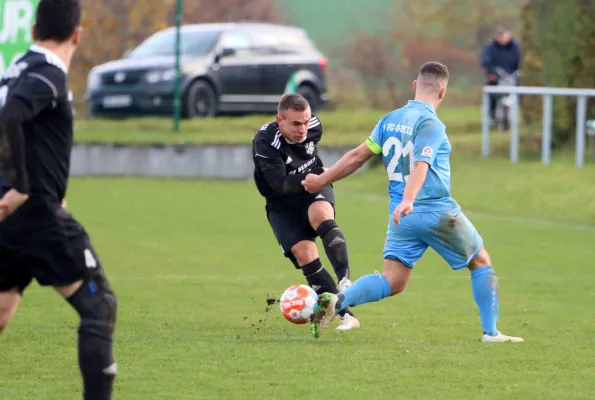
[0,197,107,294]
[266,185,335,260]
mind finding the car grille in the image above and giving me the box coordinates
[101,70,146,86]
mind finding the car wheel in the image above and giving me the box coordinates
[297,84,319,111]
[185,80,218,118]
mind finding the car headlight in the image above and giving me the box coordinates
[146,68,177,83]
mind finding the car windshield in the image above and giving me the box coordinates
[129,29,222,58]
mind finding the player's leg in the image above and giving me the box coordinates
[55,272,118,400]
[331,257,412,311]
[31,217,118,400]
[0,250,32,334]
[289,241,361,330]
[56,240,118,400]
[424,209,523,342]
[305,189,360,328]
[311,213,427,337]
[467,248,523,342]
[267,210,343,314]
[0,288,22,334]
[307,187,350,287]
[289,240,339,298]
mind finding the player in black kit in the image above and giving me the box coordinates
[0,1,117,399]
[252,93,360,335]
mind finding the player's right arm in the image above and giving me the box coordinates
[393,118,445,224]
[253,136,320,196]
[302,121,381,193]
[0,64,65,195]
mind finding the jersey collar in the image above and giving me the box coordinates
[29,44,68,74]
[407,100,436,115]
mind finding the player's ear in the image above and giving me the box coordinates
[72,26,82,46]
[413,80,417,93]
[438,87,446,100]
[31,24,37,41]
[275,114,282,126]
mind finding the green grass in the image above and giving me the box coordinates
[74,106,483,145]
[2,155,595,399]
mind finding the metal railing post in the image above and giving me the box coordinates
[510,94,520,163]
[481,90,491,158]
[576,96,587,168]
[542,95,553,165]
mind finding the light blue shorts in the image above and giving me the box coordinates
[383,208,483,270]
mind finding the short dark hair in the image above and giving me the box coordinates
[277,93,310,115]
[34,0,81,42]
[495,26,509,36]
[419,61,449,82]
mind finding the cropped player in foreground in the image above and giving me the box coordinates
[302,62,523,342]
[0,1,118,399]
[252,93,360,332]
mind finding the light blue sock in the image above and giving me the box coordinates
[470,266,499,336]
[336,273,392,312]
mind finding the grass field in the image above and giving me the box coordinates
[2,155,595,399]
[74,106,590,161]
[74,107,484,145]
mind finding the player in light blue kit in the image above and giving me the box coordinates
[302,62,523,343]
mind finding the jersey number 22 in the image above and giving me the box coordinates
[383,137,414,182]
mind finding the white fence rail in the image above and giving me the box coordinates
[481,85,595,168]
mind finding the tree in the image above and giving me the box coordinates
[332,0,523,108]
[175,0,283,25]
[520,0,595,148]
[70,0,170,114]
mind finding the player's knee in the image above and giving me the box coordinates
[382,259,412,295]
[0,306,12,333]
[468,247,492,270]
[68,281,118,330]
[0,289,21,334]
[290,241,318,266]
[386,277,408,296]
[308,202,334,230]
[0,317,8,334]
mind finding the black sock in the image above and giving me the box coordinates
[301,258,354,318]
[316,220,350,281]
[68,283,117,400]
[78,320,116,400]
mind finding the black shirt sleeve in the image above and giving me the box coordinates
[308,115,323,144]
[0,65,64,194]
[254,137,322,196]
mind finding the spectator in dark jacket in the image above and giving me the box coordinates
[481,27,521,120]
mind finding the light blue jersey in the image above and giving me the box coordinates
[366,100,459,214]
[366,100,483,269]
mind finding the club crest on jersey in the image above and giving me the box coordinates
[422,146,433,157]
[306,142,315,155]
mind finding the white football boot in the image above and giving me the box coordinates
[481,331,524,343]
[335,278,359,330]
[338,277,352,292]
[336,314,360,331]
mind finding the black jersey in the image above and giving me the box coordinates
[252,115,326,204]
[0,45,72,203]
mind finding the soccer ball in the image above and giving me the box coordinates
[279,284,318,324]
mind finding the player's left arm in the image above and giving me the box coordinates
[401,120,445,204]
[0,65,65,195]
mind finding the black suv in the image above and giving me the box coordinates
[85,22,330,118]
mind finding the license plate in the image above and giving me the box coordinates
[102,95,131,108]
